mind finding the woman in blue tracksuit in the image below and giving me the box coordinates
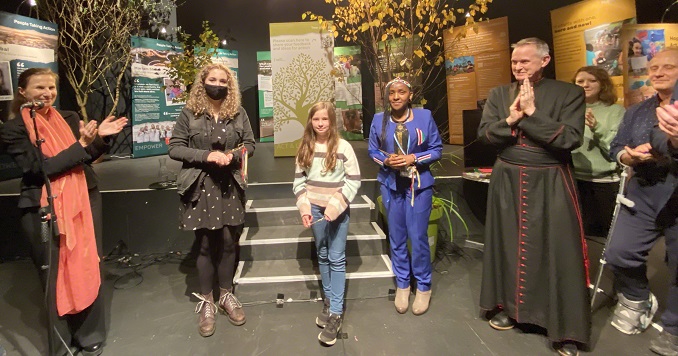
[368,77,442,315]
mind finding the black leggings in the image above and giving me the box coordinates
[195,225,242,295]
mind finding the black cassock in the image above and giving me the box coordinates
[478,78,591,344]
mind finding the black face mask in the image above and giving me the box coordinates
[204,84,228,100]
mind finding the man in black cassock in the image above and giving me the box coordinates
[478,37,589,356]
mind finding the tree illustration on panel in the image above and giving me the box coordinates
[273,53,334,144]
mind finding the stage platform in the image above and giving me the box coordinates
[0,141,480,260]
[0,140,672,355]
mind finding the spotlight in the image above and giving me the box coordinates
[221,39,228,46]
[465,12,471,18]
[160,27,167,34]
[28,0,37,6]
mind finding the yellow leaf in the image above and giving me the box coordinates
[372,19,380,26]
[381,33,388,41]
[414,49,424,58]
[361,22,369,32]
[302,13,307,20]
[420,98,428,105]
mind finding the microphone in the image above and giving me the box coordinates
[20,101,45,110]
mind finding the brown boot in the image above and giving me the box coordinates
[394,287,410,314]
[412,289,431,315]
[219,287,246,326]
[193,292,216,337]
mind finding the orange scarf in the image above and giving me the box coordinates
[22,107,101,316]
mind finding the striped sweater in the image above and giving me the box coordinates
[293,139,361,221]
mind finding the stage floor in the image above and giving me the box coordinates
[0,248,660,355]
[0,141,465,194]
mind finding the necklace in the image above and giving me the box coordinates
[392,108,410,123]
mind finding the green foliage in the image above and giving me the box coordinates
[303,0,493,108]
[36,0,178,121]
[165,21,220,102]
[433,193,469,243]
[431,151,468,243]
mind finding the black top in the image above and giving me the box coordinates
[0,110,108,208]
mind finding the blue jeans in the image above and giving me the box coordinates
[311,204,349,315]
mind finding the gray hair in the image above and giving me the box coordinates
[512,37,550,57]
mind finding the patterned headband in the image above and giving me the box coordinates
[386,77,411,89]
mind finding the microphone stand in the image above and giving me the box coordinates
[27,106,72,356]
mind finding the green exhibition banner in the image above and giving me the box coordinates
[270,22,334,157]
[0,12,59,180]
[257,51,273,142]
[217,48,239,78]
[130,36,184,158]
[0,11,59,118]
[201,47,239,80]
[333,46,363,140]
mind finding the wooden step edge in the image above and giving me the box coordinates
[233,254,394,285]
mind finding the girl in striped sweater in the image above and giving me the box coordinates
[293,101,361,346]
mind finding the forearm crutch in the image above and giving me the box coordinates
[590,166,635,309]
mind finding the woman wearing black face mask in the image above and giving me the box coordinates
[168,63,255,337]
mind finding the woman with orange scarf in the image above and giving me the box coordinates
[0,68,127,356]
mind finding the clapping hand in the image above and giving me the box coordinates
[623,143,654,165]
[585,108,597,130]
[78,120,98,147]
[656,103,678,147]
[98,116,128,137]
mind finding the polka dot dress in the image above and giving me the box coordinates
[179,117,246,231]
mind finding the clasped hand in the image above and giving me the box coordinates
[507,78,536,126]
[207,151,234,166]
[384,153,415,168]
[302,214,330,228]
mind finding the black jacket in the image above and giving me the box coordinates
[0,110,108,208]
[168,106,255,197]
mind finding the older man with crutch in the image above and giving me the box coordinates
[604,48,678,356]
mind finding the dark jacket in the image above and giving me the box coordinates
[168,106,255,197]
[0,110,108,208]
